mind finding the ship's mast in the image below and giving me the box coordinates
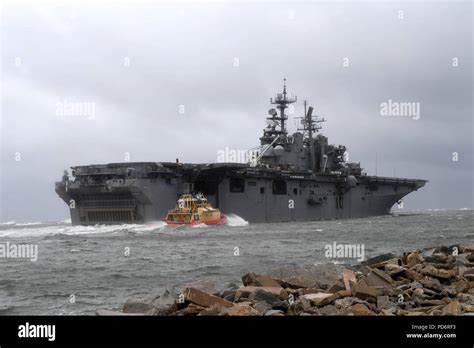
[297,100,325,172]
[264,79,297,142]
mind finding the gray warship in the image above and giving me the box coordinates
[56,80,427,225]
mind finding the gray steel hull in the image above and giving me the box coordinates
[56,167,426,225]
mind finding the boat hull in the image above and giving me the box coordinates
[55,162,427,225]
[163,215,227,226]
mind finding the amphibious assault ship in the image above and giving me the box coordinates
[56,80,427,225]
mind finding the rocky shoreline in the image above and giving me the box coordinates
[97,244,474,316]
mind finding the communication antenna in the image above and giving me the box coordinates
[268,78,297,136]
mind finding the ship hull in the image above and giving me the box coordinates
[55,162,426,225]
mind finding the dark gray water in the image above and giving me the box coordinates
[0,210,472,315]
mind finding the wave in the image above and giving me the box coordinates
[225,214,249,227]
[0,221,16,225]
[15,222,44,226]
[0,222,168,238]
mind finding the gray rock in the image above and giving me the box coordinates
[362,253,396,266]
[254,301,272,315]
[272,300,289,312]
[151,290,178,315]
[318,305,338,315]
[268,264,348,288]
[463,268,474,281]
[407,281,423,289]
[197,303,228,316]
[123,295,159,313]
[264,309,284,316]
[249,289,279,305]
[223,292,236,302]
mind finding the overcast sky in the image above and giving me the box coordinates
[1,1,472,222]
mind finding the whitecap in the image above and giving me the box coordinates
[225,214,249,227]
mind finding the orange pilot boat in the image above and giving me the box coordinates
[163,193,226,225]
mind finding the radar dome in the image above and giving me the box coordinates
[346,175,358,188]
[273,145,284,156]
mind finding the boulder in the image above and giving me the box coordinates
[197,303,229,316]
[248,288,280,305]
[456,293,474,305]
[334,297,354,310]
[366,269,393,287]
[350,281,378,301]
[237,286,286,298]
[376,295,390,310]
[301,292,336,306]
[299,288,325,295]
[151,289,179,315]
[123,295,159,314]
[342,270,357,293]
[404,268,423,281]
[412,288,425,298]
[461,303,474,313]
[170,303,206,316]
[442,301,462,315]
[268,264,347,288]
[241,272,282,288]
[462,268,474,281]
[362,253,396,266]
[272,300,289,312]
[318,305,339,315]
[384,264,406,277]
[184,287,234,308]
[460,245,474,253]
[420,279,443,292]
[406,251,424,267]
[422,265,456,279]
[287,297,312,315]
[227,304,259,316]
[253,301,272,315]
[328,282,346,293]
[223,292,236,302]
[350,303,375,316]
[264,309,285,316]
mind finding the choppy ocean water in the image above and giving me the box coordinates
[0,210,472,315]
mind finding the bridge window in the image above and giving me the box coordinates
[272,180,287,195]
[230,178,245,193]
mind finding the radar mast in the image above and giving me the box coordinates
[297,100,326,172]
[261,79,297,145]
